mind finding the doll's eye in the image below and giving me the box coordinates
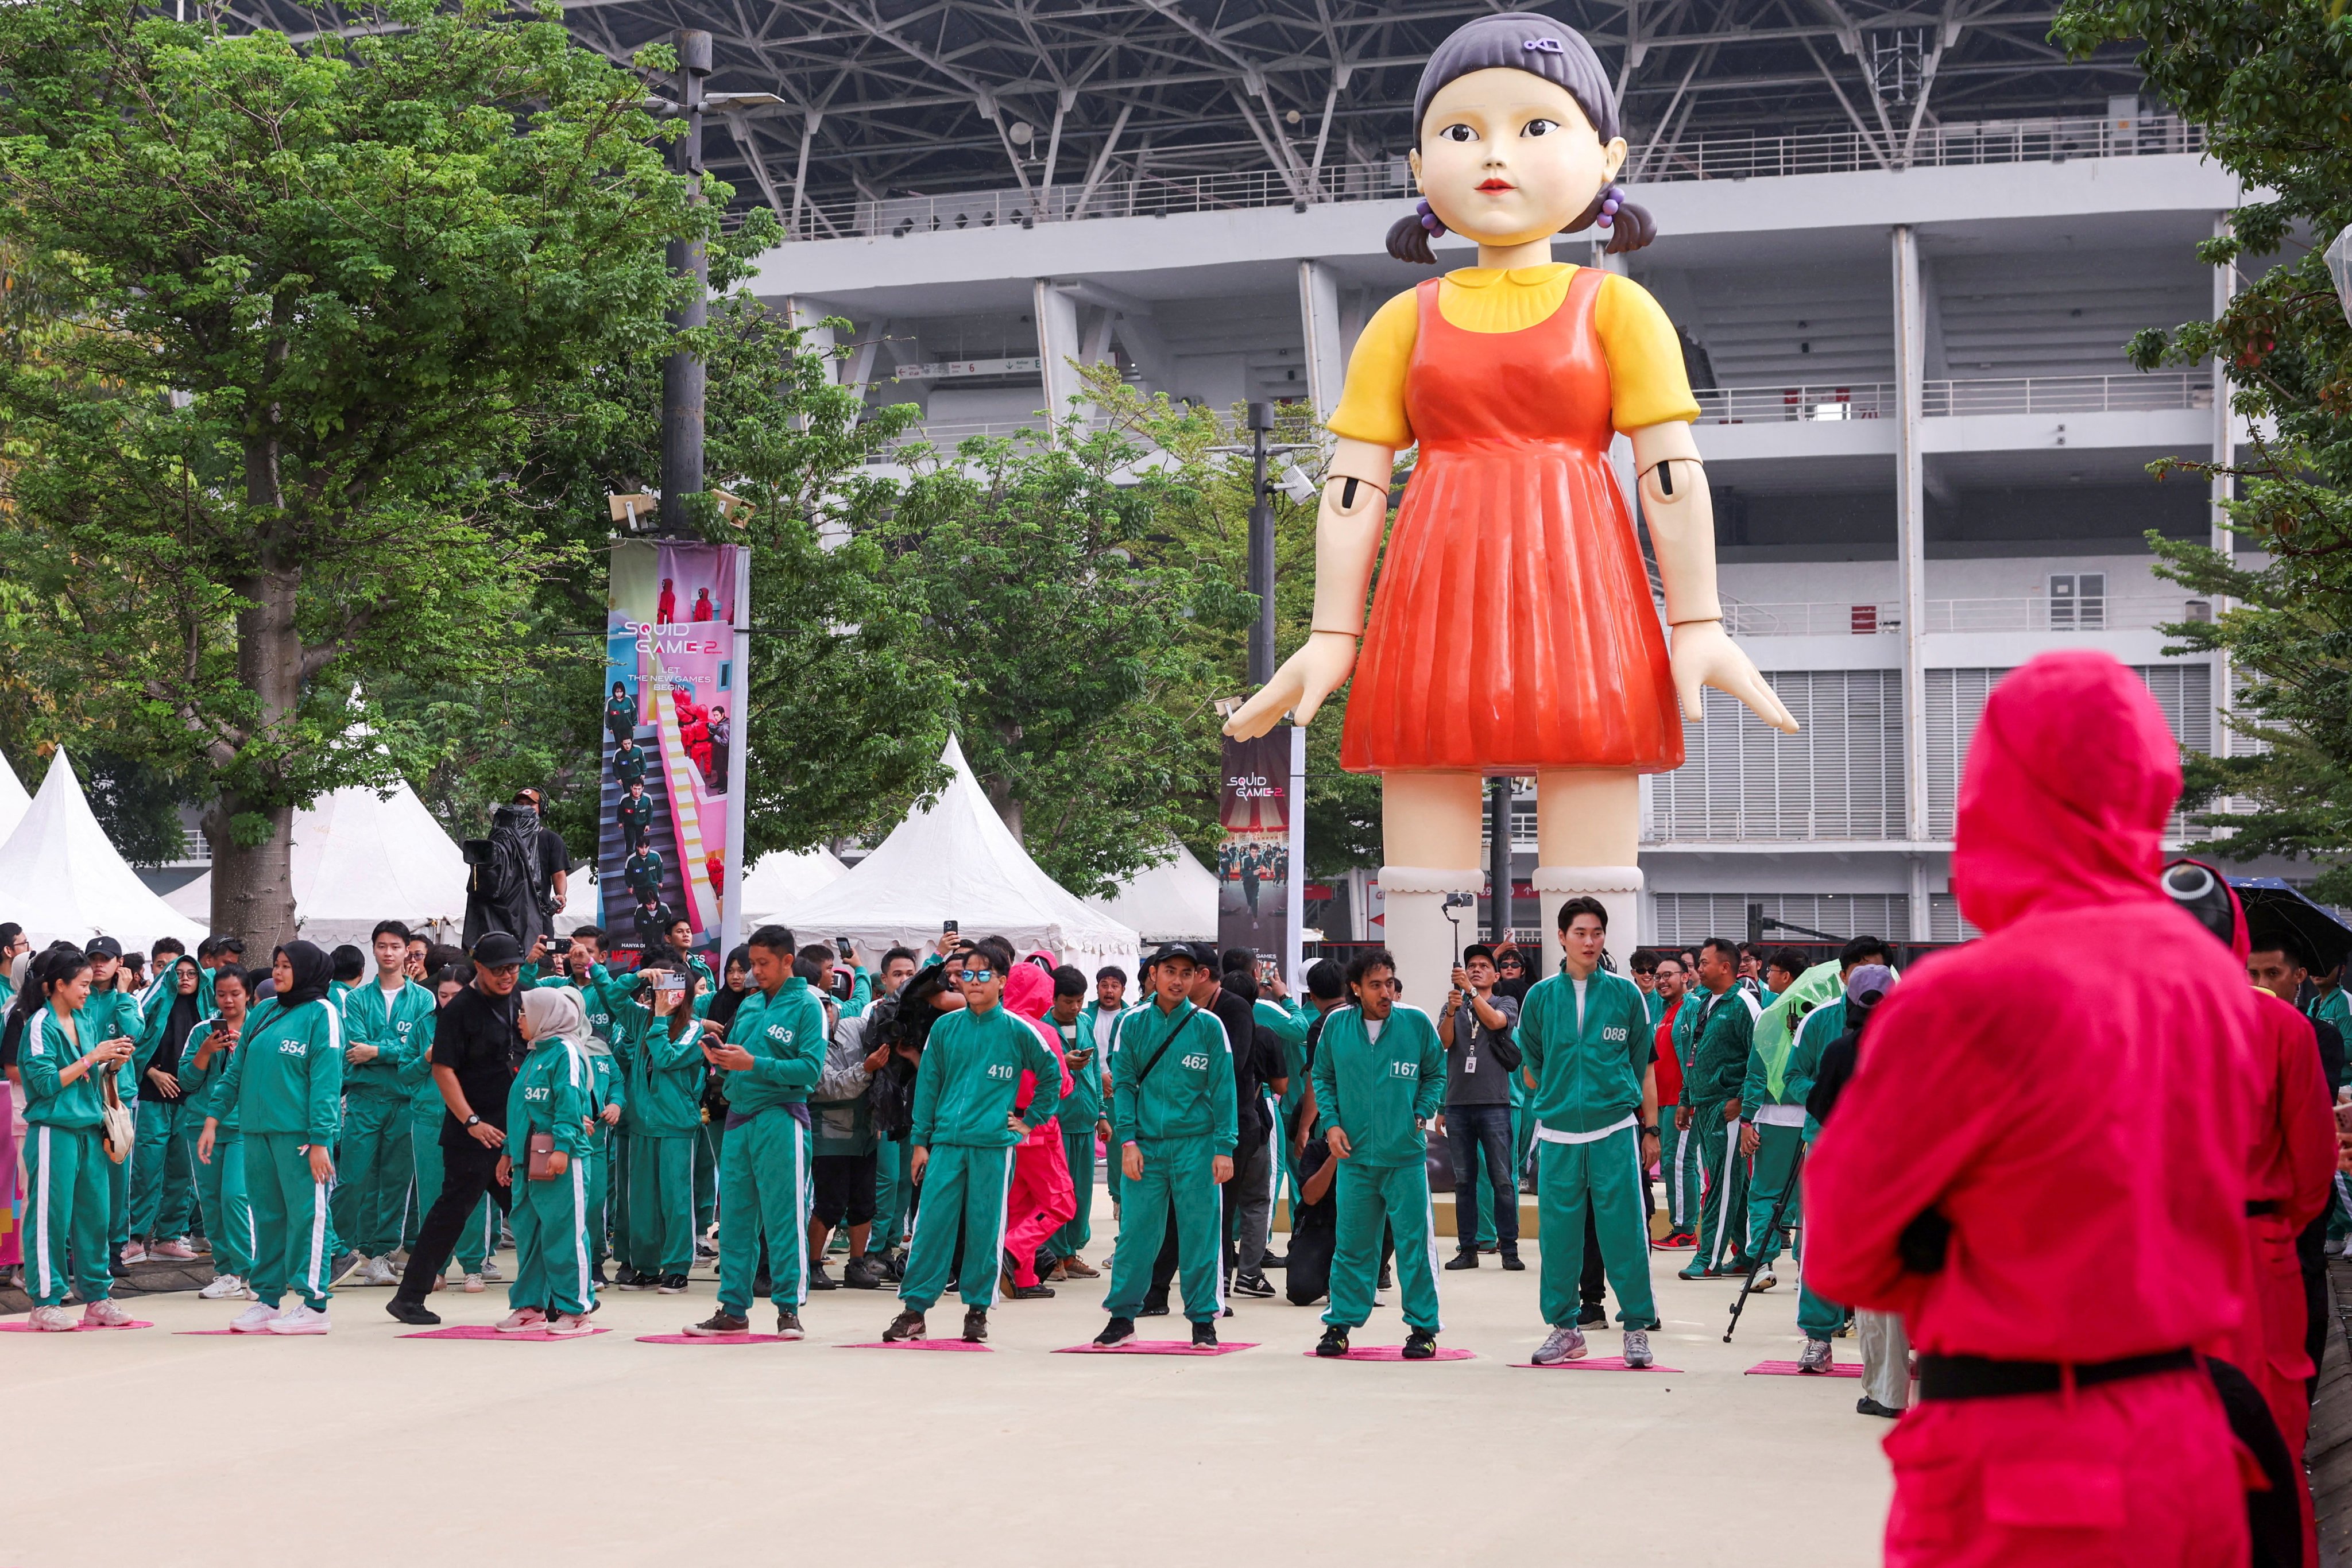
[1438,123,1478,143]
[1522,118,1559,137]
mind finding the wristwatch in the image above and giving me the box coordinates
[464,1114,482,1128]
[1639,1122,1657,1135]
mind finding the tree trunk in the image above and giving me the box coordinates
[985,773,1024,845]
[211,427,301,947]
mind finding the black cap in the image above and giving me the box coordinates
[1146,943,1202,971]
[85,936,122,959]
[473,931,525,967]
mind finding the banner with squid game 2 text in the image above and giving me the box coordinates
[602,540,744,954]
[1217,729,1294,963]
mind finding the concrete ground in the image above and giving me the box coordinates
[2,1197,1892,1568]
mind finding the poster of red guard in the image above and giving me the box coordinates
[602,540,743,953]
[1217,730,1292,958]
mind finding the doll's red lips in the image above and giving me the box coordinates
[1476,179,1514,191]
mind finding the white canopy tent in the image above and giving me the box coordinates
[552,862,602,937]
[778,736,1139,976]
[0,749,207,951]
[1084,844,1219,944]
[165,778,469,947]
[740,846,850,926]
[0,749,30,850]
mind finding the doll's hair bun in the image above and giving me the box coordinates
[1569,182,1655,254]
[1386,197,1446,265]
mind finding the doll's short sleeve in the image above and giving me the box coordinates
[1325,289,1418,449]
[1595,274,1701,431]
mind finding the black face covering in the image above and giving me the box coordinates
[274,940,335,1008]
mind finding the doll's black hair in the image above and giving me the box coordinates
[1387,11,1656,265]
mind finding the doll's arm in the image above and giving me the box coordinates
[1224,436,1395,738]
[1633,422,1799,734]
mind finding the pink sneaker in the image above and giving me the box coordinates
[81,1298,135,1329]
[494,1307,548,1334]
[118,1243,148,1265]
[148,1239,199,1261]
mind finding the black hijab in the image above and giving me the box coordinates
[274,940,334,1008]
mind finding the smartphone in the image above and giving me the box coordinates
[835,936,854,961]
[942,919,958,937]
[656,973,685,998]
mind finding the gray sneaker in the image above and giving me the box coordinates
[1622,1329,1654,1368]
[1798,1337,1834,1373]
[1531,1323,1588,1365]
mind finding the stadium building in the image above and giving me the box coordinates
[572,1,2246,945]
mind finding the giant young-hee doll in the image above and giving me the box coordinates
[1225,13,1796,985]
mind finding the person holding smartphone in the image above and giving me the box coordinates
[18,950,141,1330]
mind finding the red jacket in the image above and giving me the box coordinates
[1806,651,2259,1362]
[1651,995,1684,1105]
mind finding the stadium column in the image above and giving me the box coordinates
[1032,278,1084,431]
[1297,260,1344,422]
[1891,223,1932,945]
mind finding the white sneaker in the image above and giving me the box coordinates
[82,1298,135,1328]
[1532,1323,1589,1365]
[1750,1268,1778,1292]
[28,1304,78,1331]
[545,1313,593,1337]
[229,1302,280,1333]
[478,1260,505,1282]
[359,1257,400,1287]
[462,1273,486,1293]
[198,1273,250,1300]
[495,1307,548,1334]
[1622,1329,1654,1368]
[265,1303,331,1335]
[1798,1337,1834,1373]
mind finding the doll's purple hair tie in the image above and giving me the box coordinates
[1416,198,1446,237]
[1593,183,1626,229]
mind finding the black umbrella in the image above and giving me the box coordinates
[2227,877,2352,973]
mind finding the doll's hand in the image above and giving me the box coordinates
[1224,631,1357,738]
[1670,620,1798,733]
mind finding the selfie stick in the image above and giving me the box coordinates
[1722,1139,1806,1343]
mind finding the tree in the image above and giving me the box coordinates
[0,0,697,942]
[2054,0,2352,899]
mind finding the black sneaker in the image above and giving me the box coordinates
[1377,1265,1392,1290]
[1192,1320,1218,1349]
[1576,1301,1607,1327]
[752,1272,772,1297]
[1258,1250,1287,1270]
[961,1306,988,1342]
[1856,1396,1903,1419]
[1232,1270,1275,1298]
[1094,1315,1136,1348]
[1138,1294,1170,1318]
[1443,1250,1480,1271]
[807,1261,839,1291]
[694,1242,718,1261]
[775,1310,804,1340]
[657,1273,689,1294]
[1500,1251,1527,1271]
[1315,1325,1351,1358]
[843,1255,885,1290]
[685,1310,749,1337]
[591,1262,610,1286]
[1403,1327,1438,1360]
[385,1298,441,1326]
[883,1308,926,1341]
[613,1264,642,1287]
[880,1250,906,1283]
[1005,1281,1054,1300]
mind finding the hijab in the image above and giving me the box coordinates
[274,940,335,1008]
[521,985,591,1051]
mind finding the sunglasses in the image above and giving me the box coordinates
[954,967,996,983]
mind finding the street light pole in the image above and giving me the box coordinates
[659,28,711,535]
[1247,400,1276,684]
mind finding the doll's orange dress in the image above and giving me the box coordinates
[1332,264,1697,776]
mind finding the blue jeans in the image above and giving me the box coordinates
[1445,1104,1518,1253]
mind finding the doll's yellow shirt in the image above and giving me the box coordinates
[1326,264,1700,448]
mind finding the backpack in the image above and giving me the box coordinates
[468,808,539,905]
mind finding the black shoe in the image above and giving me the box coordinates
[1576,1301,1607,1327]
[685,1311,750,1337]
[1138,1295,1170,1318]
[658,1274,689,1294]
[1403,1326,1438,1360]
[1856,1396,1903,1419]
[694,1242,718,1261]
[613,1264,642,1287]
[1232,1270,1275,1298]
[1316,1325,1351,1358]
[1192,1321,1218,1349]
[880,1250,906,1283]
[1444,1250,1480,1271]
[752,1273,772,1297]
[1258,1250,1286,1270]
[1377,1265,1392,1290]
[775,1310,804,1340]
[1005,1281,1055,1300]
[1095,1315,1136,1348]
[1500,1252,1526,1271]
[808,1261,838,1291]
[843,1255,885,1290]
[591,1263,610,1286]
[386,1298,441,1326]
[961,1307,988,1342]
[883,1309,926,1342]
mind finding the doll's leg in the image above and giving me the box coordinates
[1380,771,1487,1019]
[1533,771,1643,975]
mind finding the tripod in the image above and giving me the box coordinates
[1722,1137,1806,1343]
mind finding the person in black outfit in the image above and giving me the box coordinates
[386,931,528,1325]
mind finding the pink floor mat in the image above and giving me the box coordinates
[1053,1340,1256,1356]
[1512,1357,1682,1372]
[1,1318,151,1331]
[397,1325,610,1341]
[1303,1345,1475,1362]
[636,1333,799,1345]
[835,1339,991,1352]
[1746,1360,1863,1377]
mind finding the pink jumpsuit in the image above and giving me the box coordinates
[1001,962,1076,1288]
[1807,651,2260,1568]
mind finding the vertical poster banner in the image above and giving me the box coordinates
[604,540,745,955]
[1218,728,1294,961]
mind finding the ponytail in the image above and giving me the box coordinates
[1386,198,1444,265]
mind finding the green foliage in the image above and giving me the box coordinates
[2055,0,2352,900]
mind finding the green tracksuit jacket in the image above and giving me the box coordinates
[912,1003,1063,1147]
[340,977,438,1098]
[21,1005,107,1128]
[509,1037,594,1158]
[79,989,145,1102]
[1310,1005,1446,1165]
[1518,969,1654,1134]
[218,997,346,1141]
[720,978,829,1116]
[1682,987,1759,1110]
[612,996,707,1136]
[1108,1000,1237,1149]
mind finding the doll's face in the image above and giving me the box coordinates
[1409,68,1626,250]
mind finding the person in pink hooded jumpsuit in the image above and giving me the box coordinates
[1806,651,2260,1568]
[1000,955,1076,1294]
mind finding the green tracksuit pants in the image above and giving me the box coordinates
[128,1098,196,1240]
[873,1137,914,1252]
[107,1127,131,1256]
[194,1133,256,1280]
[245,1131,337,1310]
[1659,1105,1703,1234]
[1326,1158,1442,1333]
[24,1123,114,1307]
[331,1090,409,1258]
[717,1109,810,1317]
[1104,1135,1223,1322]
[1536,1126,1659,1330]
[625,1133,696,1278]
[899,1143,1016,1313]
[587,1124,614,1267]
[695,1120,722,1235]
[1049,1125,1096,1258]
[404,1113,491,1271]
[510,1151,596,1317]
[1689,1106,1749,1276]
[1744,1122,1804,1268]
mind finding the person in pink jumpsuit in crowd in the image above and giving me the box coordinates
[1806,650,2260,1568]
[999,953,1075,1297]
